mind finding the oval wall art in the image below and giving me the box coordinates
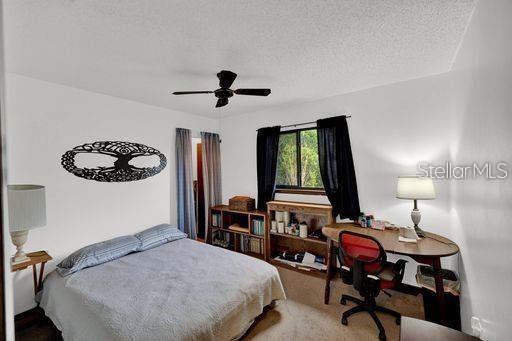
[61,141,167,182]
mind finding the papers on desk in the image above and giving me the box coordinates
[398,227,420,243]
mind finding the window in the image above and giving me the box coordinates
[276,128,323,191]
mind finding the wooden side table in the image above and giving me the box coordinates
[11,251,52,294]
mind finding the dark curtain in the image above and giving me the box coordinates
[256,126,281,210]
[317,116,360,219]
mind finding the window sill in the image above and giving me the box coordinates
[275,188,326,196]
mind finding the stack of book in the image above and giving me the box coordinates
[240,235,263,254]
[211,213,222,227]
[251,219,264,236]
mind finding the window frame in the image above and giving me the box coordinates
[275,127,325,194]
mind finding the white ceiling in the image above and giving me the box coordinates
[4,0,476,118]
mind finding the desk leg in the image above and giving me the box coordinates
[37,262,46,293]
[432,257,447,325]
[31,265,37,295]
[324,238,334,304]
[31,262,47,295]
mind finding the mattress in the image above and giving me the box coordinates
[38,238,286,341]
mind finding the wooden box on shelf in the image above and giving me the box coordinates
[267,200,333,278]
[208,204,268,261]
[228,196,255,212]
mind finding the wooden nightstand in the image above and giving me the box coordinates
[11,251,52,294]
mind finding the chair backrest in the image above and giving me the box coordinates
[339,231,386,274]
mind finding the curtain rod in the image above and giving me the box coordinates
[281,115,351,129]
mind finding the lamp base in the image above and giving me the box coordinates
[410,205,425,238]
[10,230,31,265]
[11,254,31,266]
[413,225,426,238]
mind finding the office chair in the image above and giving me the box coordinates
[338,231,407,341]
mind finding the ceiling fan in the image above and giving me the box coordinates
[172,70,271,108]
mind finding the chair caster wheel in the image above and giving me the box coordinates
[341,317,348,326]
[340,298,347,305]
[379,332,386,341]
[396,317,401,325]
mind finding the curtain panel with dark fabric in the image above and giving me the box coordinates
[317,116,360,219]
[201,132,222,240]
[256,126,281,210]
[175,128,197,239]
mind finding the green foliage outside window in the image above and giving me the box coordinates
[276,133,297,186]
[276,129,323,189]
[300,130,323,188]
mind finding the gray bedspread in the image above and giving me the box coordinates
[39,238,286,341]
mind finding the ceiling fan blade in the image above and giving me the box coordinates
[215,98,229,108]
[234,88,271,96]
[172,91,213,95]
[217,70,237,88]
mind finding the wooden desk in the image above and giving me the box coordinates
[401,317,478,341]
[322,223,459,326]
[11,251,52,295]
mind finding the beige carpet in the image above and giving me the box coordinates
[244,267,424,341]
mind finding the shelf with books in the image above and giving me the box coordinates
[251,217,265,237]
[239,234,265,259]
[211,212,222,228]
[208,205,268,261]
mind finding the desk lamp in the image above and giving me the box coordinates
[396,176,435,237]
[7,185,47,265]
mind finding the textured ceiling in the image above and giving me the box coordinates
[4,0,476,117]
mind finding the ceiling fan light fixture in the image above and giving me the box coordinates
[172,70,271,108]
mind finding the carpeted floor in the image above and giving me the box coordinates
[16,266,423,341]
[244,267,424,341]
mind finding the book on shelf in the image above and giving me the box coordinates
[251,218,264,236]
[239,235,263,255]
[211,213,222,227]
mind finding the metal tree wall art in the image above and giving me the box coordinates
[61,141,167,182]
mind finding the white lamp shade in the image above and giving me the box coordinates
[396,176,436,200]
[8,184,47,231]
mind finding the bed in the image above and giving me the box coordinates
[38,238,286,341]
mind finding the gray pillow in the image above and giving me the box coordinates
[134,223,187,251]
[57,235,141,277]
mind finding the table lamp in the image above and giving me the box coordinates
[7,185,47,265]
[396,176,435,237]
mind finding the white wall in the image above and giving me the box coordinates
[445,0,512,339]
[0,8,15,338]
[5,73,218,314]
[221,72,456,286]
[220,1,512,338]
